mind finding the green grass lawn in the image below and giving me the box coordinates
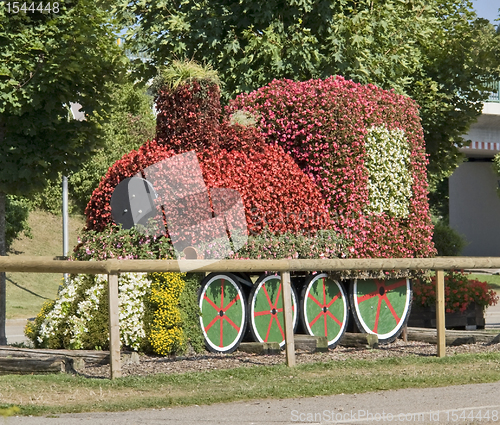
[6,210,85,319]
[0,352,499,416]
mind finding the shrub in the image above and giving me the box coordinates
[6,194,31,250]
[72,224,177,261]
[146,272,198,356]
[231,228,350,260]
[26,273,149,350]
[228,76,435,258]
[432,220,467,256]
[25,271,204,356]
[413,271,499,313]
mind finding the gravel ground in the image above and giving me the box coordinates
[82,339,500,379]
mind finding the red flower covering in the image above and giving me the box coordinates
[228,76,435,258]
[85,80,330,239]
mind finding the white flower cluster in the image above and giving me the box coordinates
[38,273,152,351]
[68,275,107,349]
[118,272,150,350]
[38,277,80,345]
[364,125,413,217]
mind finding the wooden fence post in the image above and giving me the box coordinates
[108,273,122,379]
[436,269,446,357]
[280,271,296,367]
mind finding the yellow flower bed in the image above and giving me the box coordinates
[148,272,187,355]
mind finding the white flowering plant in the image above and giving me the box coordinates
[26,273,152,351]
[364,125,413,218]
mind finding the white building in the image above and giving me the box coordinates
[449,99,500,256]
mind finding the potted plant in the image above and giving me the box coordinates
[409,271,499,329]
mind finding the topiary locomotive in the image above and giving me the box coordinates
[31,62,435,355]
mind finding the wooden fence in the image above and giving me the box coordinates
[1,256,500,379]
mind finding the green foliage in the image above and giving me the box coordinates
[232,229,351,260]
[115,0,500,186]
[71,81,156,212]
[24,299,55,347]
[0,0,127,196]
[26,271,204,356]
[432,220,467,256]
[146,272,204,356]
[179,273,205,353]
[72,225,177,261]
[30,81,156,214]
[5,195,31,250]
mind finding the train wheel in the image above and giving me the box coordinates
[248,273,298,348]
[300,273,348,348]
[198,273,247,353]
[349,278,412,344]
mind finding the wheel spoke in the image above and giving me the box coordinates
[254,310,272,317]
[385,279,407,291]
[274,315,285,339]
[262,284,274,309]
[219,312,224,347]
[322,277,327,305]
[308,292,323,308]
[382,294,401,323]
[220,281,225,310]
[273,282,282,309]
[309,311,323,327]
[223,294,241,312]
[326,310,343,327]
[264,316,274,342]
[326,292,340,308]
[203,294,220,312]
[204,315,220,332]
[357,290,379,303]
[373,296,383,333]
[223,315,240,332]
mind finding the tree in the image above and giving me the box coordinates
[31,81,156,214]
[6,196,31,251]
[115,0,500,186]
[0,0,126,344]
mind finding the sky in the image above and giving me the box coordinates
[471,0,499,23]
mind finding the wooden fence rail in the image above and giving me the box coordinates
[2,257,500,273]
[1,256,499,379]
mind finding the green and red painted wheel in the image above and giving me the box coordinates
[198,273,247,353]
[349,278,412,344]
[300,273,348,348]
[248,273,298,347]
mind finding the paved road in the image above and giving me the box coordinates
[485,299,500,329]
[5,381,500,424]
[5,318,30,345]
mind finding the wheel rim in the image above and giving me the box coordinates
[351,278,411,340]
[302,273,348,347]
[199,273,246,353]
[249,274,297,347]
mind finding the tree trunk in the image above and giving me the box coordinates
[0,191,6,345]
